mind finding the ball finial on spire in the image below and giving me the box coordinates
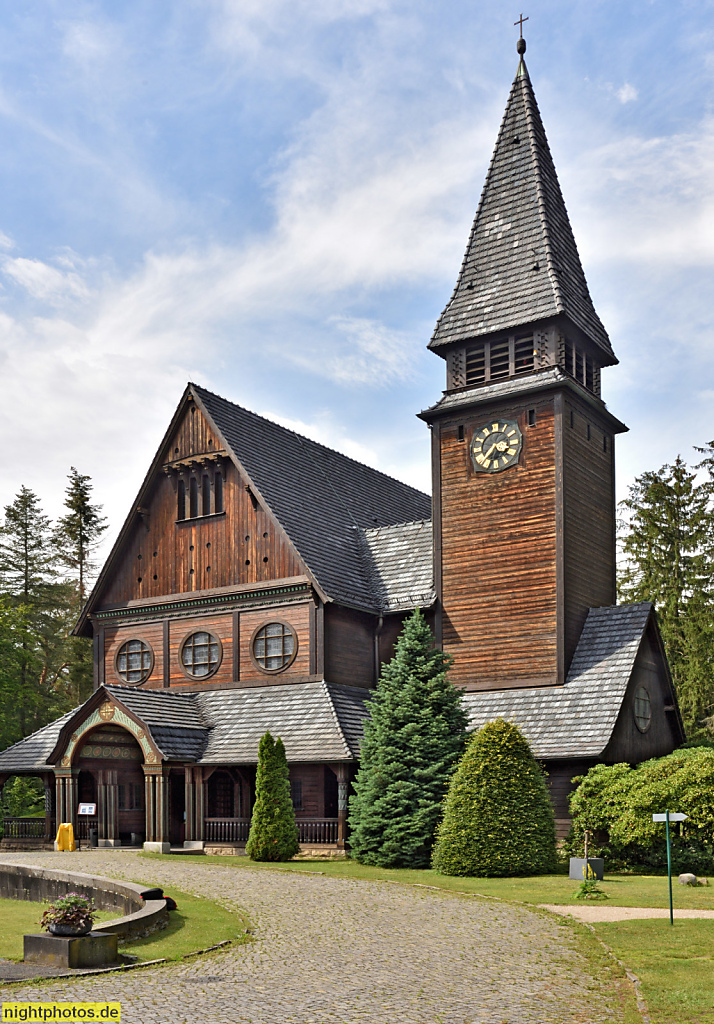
[517,36,526,55]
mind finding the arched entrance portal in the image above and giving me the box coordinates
[75,725,145,846]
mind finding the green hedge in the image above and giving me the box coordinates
[566,747,714,873]
[432,719,557,877]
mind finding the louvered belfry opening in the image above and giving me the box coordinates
[465,333,535,387]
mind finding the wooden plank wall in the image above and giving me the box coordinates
[604,624,683,762]
[288,764,326,817]
[545,759,594,839]
[325,606,376,687]
[438,396,559,690]
[102,603,312,690]
[99,404,304,608]
[562,396,616,671]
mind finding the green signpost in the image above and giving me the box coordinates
[652,810,688,925]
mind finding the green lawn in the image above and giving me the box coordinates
[594,919,714,1024]
[0,900,117,961]
[0,890,249,964]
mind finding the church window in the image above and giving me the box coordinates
[202,474,211,515]
[189,477,198,519]
[587,424,591,441]
[115,638,154,685]
[251,621,297,673]
[465,333,535,386]
[514,334,535,374]
[177,480,186,521]
[214,472,223,513]
[458,425,465,441]
[527,409,536,427]
[207,771,234,817]
[489,339,510,380]
[603,435,609,453]
[563,339,598,394]
[634,686,652,732]
[180,631,222,679]
[290,778,303,810]
[118,783,143,810]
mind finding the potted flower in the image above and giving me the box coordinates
[40,892,97,937]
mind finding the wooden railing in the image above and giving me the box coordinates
[75,817,98,841]
[2,817,54,839]
[203,817,339,844]
[297,818,339,844]
[205,817,251,843]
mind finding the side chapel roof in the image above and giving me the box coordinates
[430,55,615,362]
[462,602,673,758]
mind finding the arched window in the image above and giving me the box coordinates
[634,686,652,732]
[177,479,186,521]
[202,474,211,516]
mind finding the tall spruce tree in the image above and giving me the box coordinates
[246,732,299,861]
[55,468,107,703]
[619,457,714,735]
[0,487,72,738]
[55,468,108,604]
[348,608,467,868]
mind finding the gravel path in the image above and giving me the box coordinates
[542,903,714,922]
[1,852,625,1024]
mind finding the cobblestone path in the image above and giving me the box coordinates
[0,852,624,1023]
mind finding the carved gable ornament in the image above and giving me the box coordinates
[57,701,161,768]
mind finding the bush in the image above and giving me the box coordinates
[246,732,299,862]
[565,747,714,873]
[348,609,467,868]
[432,719,557,877]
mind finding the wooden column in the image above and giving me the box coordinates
[155,771,169,846]
[66,772,79,834]
[335,764,350,847]
[144,770,156,843]
[55,775,66,827]
[105,769,119,846]
[142,766,169,851]
[184,766,205,847]
[43,774,54,839]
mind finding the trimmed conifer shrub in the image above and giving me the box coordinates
[348,608,468,868]
[246,731,299,862]
[432,718,557,877]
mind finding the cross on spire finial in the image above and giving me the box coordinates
[514,13,528,37]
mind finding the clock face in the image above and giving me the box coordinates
[471,420,523,473]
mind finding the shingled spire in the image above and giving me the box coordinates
[430,44,615,364]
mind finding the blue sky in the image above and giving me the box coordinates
[1,0,713,553]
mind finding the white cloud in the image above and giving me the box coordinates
[616,82,638,104]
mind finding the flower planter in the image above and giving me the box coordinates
[47,922,92,937]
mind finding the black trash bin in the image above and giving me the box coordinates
[89,829,99,848]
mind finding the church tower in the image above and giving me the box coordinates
[420,37,627,692]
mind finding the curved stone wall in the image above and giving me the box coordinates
[0,861,169,940]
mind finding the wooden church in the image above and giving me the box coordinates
[0,39,685,852]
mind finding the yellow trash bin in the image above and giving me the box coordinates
[55,822,76,852]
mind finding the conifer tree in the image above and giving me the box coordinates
[246,732,299,861]
[54,468,107,703]
[55,468,108,604]
[348,608,467,868]
[0,487,72,737]
[432,719,556,877]
[619,457,714,734]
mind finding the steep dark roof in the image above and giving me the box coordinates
[430,58,615,362]
[462,603,656,758]
[104,686,209,761]
[360,520,434,613]
[194,385,431,612]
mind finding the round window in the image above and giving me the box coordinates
[634,685,652,732]
[252,622,297,673]
[180,631,222,679]
[115,639,153,685]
